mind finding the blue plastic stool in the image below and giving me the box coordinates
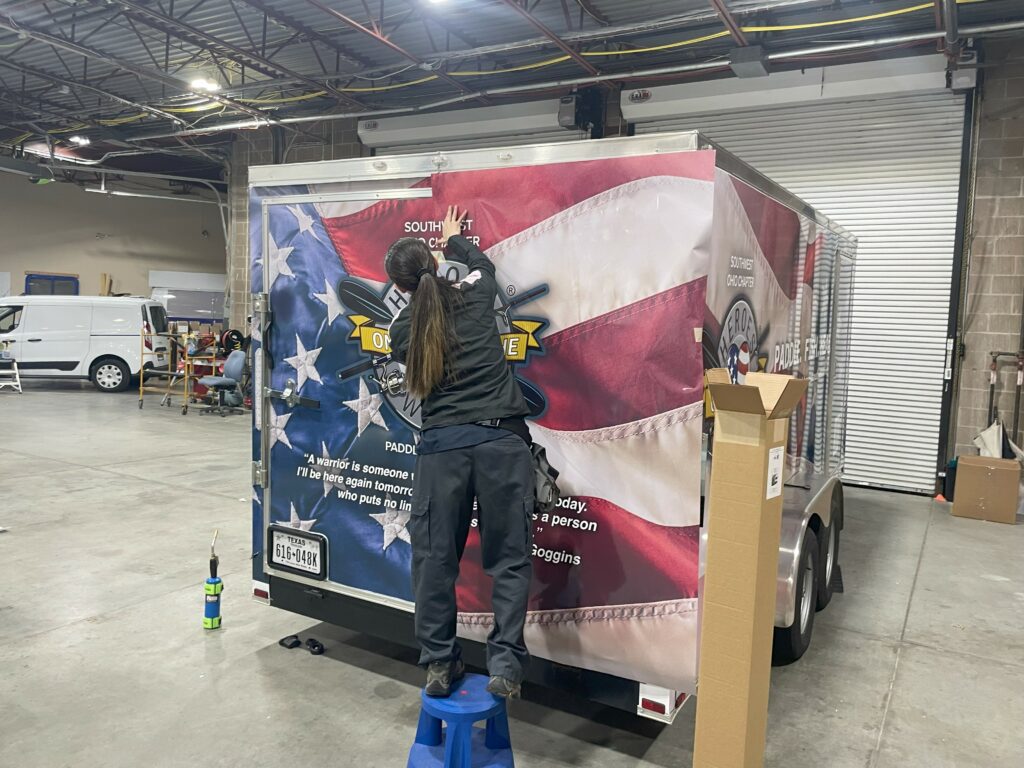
[407,673,514,768]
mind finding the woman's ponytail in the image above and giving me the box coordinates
[384,237,462,399]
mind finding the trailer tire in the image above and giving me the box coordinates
[773,526,818,666]
[816,485,844,611]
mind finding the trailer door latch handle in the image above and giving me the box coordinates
[268,379,320,409]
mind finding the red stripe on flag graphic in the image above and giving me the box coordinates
[431,152,716,249]
[319,152,717,282]
[454,497,700,614]
[731,176,802,299]
[525,278,707,432]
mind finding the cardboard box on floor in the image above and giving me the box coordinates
[694,371,808,768]
[952,456,1020,525]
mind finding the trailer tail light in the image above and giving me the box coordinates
[252,580,270,604]
[640,698,666,715]
[638,684,688,723]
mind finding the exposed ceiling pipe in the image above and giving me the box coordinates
[498,0,600,76]
[109,0,830,103]
[125,19,1024,143]
[943,0,962,58]
[397,0,827,64]
[301,0,488,104]
[0,56,182,124]
[708,0,749,46]
[0,12,326,144]
[54,163,227,244]
[234,0,372,70]
[0,157,229,240]
[111,0,369,110]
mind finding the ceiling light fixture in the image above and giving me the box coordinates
[190,78,221,92]
[68,135,91,146]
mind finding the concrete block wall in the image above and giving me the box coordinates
[955,38,1024,456]
[225,118,364,329]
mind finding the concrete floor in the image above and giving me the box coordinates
[1,383,1023,768]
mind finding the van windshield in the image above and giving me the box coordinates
[148,304,169,334]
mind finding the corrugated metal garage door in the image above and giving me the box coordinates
[635,91,966,493]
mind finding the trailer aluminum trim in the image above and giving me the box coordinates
[263,189,434,207]
[250,131,854,243]
[249,131,699,185]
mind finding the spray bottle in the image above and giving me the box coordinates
[203,529,222,630]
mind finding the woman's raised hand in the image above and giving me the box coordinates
[441,205,469,244]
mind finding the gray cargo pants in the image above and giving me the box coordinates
[409,433,534,682]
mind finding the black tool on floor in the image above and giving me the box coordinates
[278,634,301,649]
[305,638,325,655]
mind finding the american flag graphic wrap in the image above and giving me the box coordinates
[250,149,835,692]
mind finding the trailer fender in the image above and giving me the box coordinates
[775,476,838,627]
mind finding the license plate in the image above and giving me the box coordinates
[268,526,328,579]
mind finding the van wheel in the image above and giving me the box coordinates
[772,526,818,666]
[817,486,843,611]
[91,358,130,392]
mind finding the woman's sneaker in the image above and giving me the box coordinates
[486,676,521,699]
[424,659,465,697]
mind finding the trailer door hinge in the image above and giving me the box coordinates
[253,292,271,332]
[253,292,270,315]
[252,460,267,488]
[268,378,321,410]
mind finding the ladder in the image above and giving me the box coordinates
[0,353,22,393]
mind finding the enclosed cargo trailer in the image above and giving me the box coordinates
[248,131,856,722]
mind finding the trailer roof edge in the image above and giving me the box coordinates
[249,130,855,243]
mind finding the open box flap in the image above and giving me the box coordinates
[706,368,732,385]
[708,383,766,415]
[746,372,808,418]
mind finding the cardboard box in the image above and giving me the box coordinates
[952,456,1020,525]
[694,371,808,768]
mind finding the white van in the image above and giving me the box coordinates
[0,296,170,392]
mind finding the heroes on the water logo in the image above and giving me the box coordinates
[336,256,548,429]
[717,297,759,385]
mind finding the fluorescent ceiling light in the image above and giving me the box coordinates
[190,78,221,92]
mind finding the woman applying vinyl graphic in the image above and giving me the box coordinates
[386,206,534,699]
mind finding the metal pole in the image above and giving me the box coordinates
[1013,353,1023,445]
[989,353,998,426]
[943,0,961,58]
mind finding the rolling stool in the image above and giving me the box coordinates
[408,673,514,768]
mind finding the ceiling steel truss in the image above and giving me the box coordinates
[0,0,1020,176]
[0,9,326,142]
